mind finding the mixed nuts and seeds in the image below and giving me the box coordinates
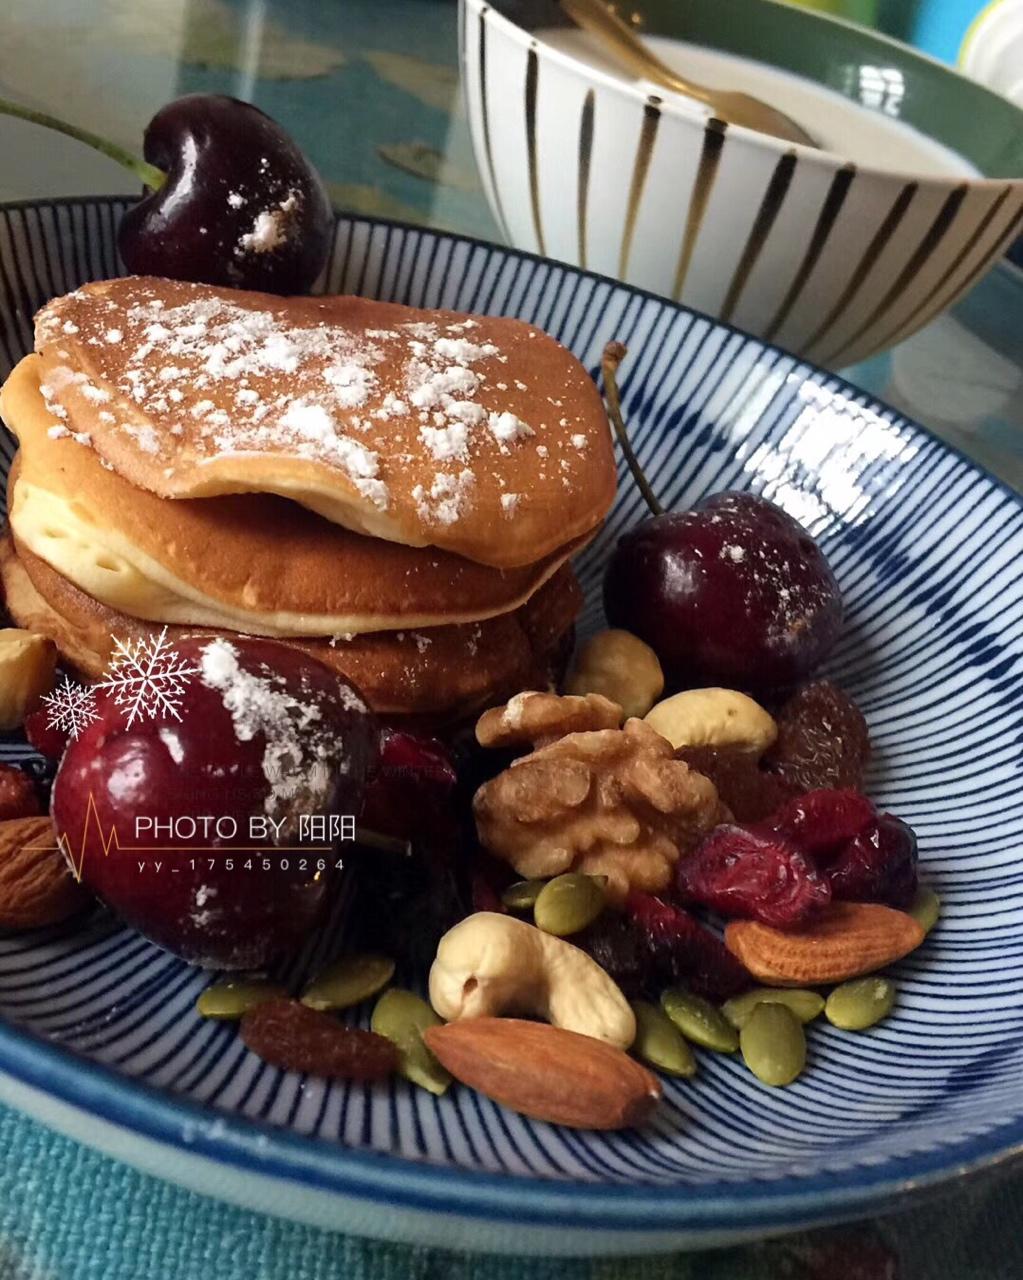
[0,365,939,1134]
[182,654,936,1129]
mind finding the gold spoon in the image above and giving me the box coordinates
[559,0,817,148]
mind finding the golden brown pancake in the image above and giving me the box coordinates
[2,534,580,719]
[3,355,585,637]
[34,277,616,568]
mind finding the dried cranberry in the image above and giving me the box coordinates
[677,824,831,929]
[767,788,876,859]
[676,745,796,823]
[829,813,918,908]
[361,729,457,841]
[624,891,752,1000]
[765,680,870,793]
[23,706,71,762]
[0,763,42,820]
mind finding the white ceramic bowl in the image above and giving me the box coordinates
[459,0,1023,367]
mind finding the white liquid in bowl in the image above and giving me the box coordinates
[540,28,978,179]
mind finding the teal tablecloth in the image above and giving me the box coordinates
[0,1090,1018,1279]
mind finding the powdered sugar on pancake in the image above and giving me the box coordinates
[33,278,614,557]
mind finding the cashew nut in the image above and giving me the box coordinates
[566,629,664,720]
[644,687,776,754]
[0,629,56,731]
[428,911,636,1049]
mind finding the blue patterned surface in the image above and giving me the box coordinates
[0,202,1022,1258]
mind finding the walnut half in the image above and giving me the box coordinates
[474,714,725,903]
[475,689,623,749]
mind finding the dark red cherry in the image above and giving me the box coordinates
[603,492,843,692]
[118,94,332,294]
[51,637,377,969]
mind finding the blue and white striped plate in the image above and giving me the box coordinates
[0,199,1021,1256]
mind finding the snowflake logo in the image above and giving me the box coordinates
[95,627,200,727]
[40,675,99,741]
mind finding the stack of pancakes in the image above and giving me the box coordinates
[0,277,616,724]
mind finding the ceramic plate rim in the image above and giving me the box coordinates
[2,197,1023,1241]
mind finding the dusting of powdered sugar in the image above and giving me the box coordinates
[35,279,597,529]
[411,469,476,526]
[236,191,300,256]
[159,728,185,763]
[198,637,364,827]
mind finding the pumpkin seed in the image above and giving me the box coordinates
[825,976,896,1031]
[722,987,825,1030]
[371,988,451,1095]
[908,886,941,935]
[300,953,395,1012]
[629,1000,697,1078]
[501,879,546,911]
[660,989,739,1053]
[197,979,286,1020]
[533,872,606,937]
[740,1002,806,1086]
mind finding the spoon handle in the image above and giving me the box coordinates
[558,0,713,106]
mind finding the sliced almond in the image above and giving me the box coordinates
[422,1017,661,1129]
[724,902,925,986]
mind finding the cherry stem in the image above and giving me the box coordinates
[601,341,664,517]
[0,96,166,193]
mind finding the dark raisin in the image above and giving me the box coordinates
[0,763,43,820]
[764,680,870,793]
[676,745,796,822]
[360,729,457,842]
[240,999,398,1080]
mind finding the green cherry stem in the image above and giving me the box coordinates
[0,96,166,192]
[601,340,664,517]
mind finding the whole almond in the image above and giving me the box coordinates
[725,902,925,986]
[422,1017,661,1129]
[0,816,90,929]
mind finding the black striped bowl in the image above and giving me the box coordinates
[460,0,1023,367]
[1,199,1022,1255]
